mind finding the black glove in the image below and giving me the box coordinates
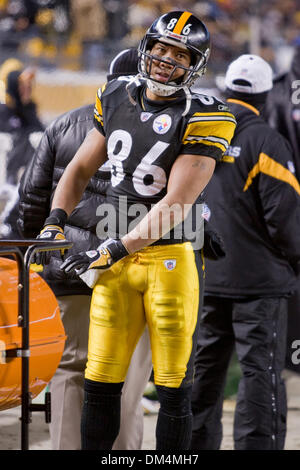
[203,221,226,260]
[60,238,129,275]
[32,208,68,265]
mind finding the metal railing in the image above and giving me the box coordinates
[0,239,72,450]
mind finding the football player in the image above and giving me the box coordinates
[35,11,236,449]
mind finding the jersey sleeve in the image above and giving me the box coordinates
[93,83,107,135]
[181,110,237,161]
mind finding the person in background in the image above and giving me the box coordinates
[18,48,153,450]
[263,40,300,406]
[0,58,44,239]
[191,54,300,450]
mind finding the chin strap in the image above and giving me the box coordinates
[146,77,178,97]
[126,74,192,117]
[126,74,144,106]
[182,86,192,117]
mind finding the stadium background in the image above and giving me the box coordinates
[0,0,299,123]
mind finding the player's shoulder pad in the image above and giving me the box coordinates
[97,79,121,99]
[189,92,232,115]
[98,75,140,99]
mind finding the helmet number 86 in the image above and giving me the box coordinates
[167,18,192,35]
[107,130,169,196]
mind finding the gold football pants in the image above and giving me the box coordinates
[85,243,202,388]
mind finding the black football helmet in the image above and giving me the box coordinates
[138,10,211,96]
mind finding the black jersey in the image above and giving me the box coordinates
[94,77,236,243]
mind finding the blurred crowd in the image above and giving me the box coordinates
[0,0,299,77]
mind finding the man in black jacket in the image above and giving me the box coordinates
[264,42,300,398]
[18,48,153,450]
[191,54,300,450]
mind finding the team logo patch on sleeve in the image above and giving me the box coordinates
[287,160,296,174]
[292,109,300,122]
[202,203,211,221]
[153,114,172,134]
[164,259,176,270]
[140,112,153,122]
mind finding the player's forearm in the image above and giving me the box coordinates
[122,154,215,254]
[50,128,107,217]
[121,197,190,253]
[51,169,89,216]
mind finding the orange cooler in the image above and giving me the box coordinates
[0,257,66,410]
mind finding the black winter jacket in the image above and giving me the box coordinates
[18,104,111,296]
[204,99,300,297]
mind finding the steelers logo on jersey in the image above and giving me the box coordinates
[153,114,172,134]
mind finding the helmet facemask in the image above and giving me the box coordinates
[138,34,209,97]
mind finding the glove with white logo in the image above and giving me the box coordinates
[60,238,129,277]
[32,208,68,265]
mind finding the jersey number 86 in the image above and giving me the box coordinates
[107,129,170,197]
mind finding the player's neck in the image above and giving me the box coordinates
[145,87,178,102]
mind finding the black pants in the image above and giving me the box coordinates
[191,296,288,450]
[286,275,300,373]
